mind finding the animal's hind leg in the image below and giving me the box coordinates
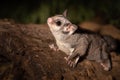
[100,44,111,71]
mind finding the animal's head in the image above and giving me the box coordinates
[47,10,77,35]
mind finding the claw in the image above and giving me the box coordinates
[70,61,74,67]
[64,57,68,61]
[100,63,110,71]
[68,60,72,65]
[49,44,59,51]
[64,56,79,68]
[67,60,77,68]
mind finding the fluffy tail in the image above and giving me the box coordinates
[103,36,117,51]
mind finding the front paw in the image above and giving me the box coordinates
[49,44,59,51]
[64,57,77,68]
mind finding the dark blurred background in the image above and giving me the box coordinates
[0,0,120,26]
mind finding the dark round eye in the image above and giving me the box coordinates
[56,21,62,26]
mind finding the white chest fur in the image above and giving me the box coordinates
[56,40,74,55]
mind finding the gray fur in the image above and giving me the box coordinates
[47,11,116,71]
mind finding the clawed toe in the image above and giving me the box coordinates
[49,44,59,51]
[100,63,111,71]
[64,57,77,68]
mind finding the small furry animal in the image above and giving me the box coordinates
[47,10,116,71]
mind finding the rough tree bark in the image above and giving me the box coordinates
[0,21,120,80]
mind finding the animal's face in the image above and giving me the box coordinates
[47,10,78,35]
[47,15,71,32]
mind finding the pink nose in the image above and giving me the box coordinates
[47,18,53,23]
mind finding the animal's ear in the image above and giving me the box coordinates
[63,9,67,17]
